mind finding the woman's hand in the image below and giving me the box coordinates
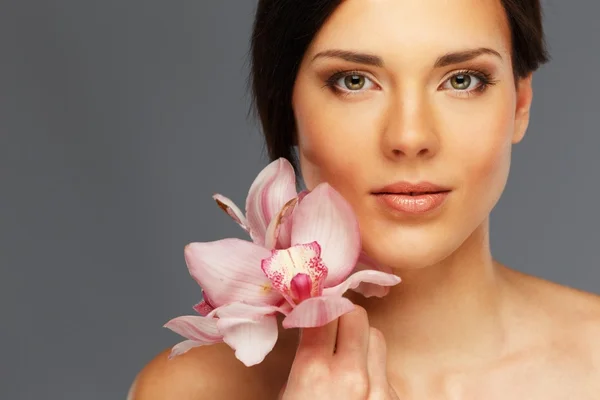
[278,305,400,400]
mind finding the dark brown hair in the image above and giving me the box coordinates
[248,0,550,172]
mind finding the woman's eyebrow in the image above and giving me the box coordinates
[310,47,502,68]
[311,49,384,67]
[434,47,502,68]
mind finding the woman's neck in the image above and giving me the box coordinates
[348,218,513,375]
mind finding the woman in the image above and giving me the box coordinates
[130,0,600,398]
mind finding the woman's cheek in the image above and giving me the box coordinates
[297,108,377,191]
[457,117,514,216]
[298,130,369,193]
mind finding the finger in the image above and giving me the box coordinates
[294,317,339,361]
[366,327,392,395]
[333,305,370,363]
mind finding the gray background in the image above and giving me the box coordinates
[0,1,597,399]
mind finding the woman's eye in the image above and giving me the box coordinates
[442,73,483,91]
[334,73,376,92]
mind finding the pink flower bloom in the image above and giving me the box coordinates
[165,177,401,366]
[211,157,387,297]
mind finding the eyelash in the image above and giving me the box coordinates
[323,68,498,99]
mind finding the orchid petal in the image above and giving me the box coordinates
[350,252,397,298]
[217,315,279,366]
[278,301,293,315]
[272,190,308,249]
[261,242,327,303]
[322,270,401,298]
[297,189,309,202]
[168,340,208,359]
[211,302,284,366]
[212,301,287,319]
[269,189,307,250]
[193,300,214,316]
[350,280,392,298]
[291,183,361,287]
[264,196,298,250]
[164,315,223,343]
[282,296,355,328]
[246,159,297,246]
[192,290,217,316]
[213,194,248,231]
[185,239,284,307]
[193,290,217,316]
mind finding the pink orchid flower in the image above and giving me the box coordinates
[212,157,395,296]
[164,181,401,366]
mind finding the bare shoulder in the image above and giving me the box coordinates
[503,265,600,319]
[128,344,262,400]
[560,286,600,388]
[569,289,600,374]
[504,267,600,376]
[129,331,298,400]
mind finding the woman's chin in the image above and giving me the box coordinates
[361,236,463,272]
[376,254,446,271]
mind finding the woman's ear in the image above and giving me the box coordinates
[512,73,534,144]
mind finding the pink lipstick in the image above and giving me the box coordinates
[372,181,451,215]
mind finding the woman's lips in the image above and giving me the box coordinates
[374,191,451,214]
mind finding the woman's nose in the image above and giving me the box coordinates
[381,94,440,161]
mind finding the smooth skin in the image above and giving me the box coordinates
[130,0,600,398]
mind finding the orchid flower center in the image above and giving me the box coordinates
[261,241,328,306]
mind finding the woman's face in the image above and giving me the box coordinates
[292,0,533,269]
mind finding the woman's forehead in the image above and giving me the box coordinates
[305,0,512,62]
